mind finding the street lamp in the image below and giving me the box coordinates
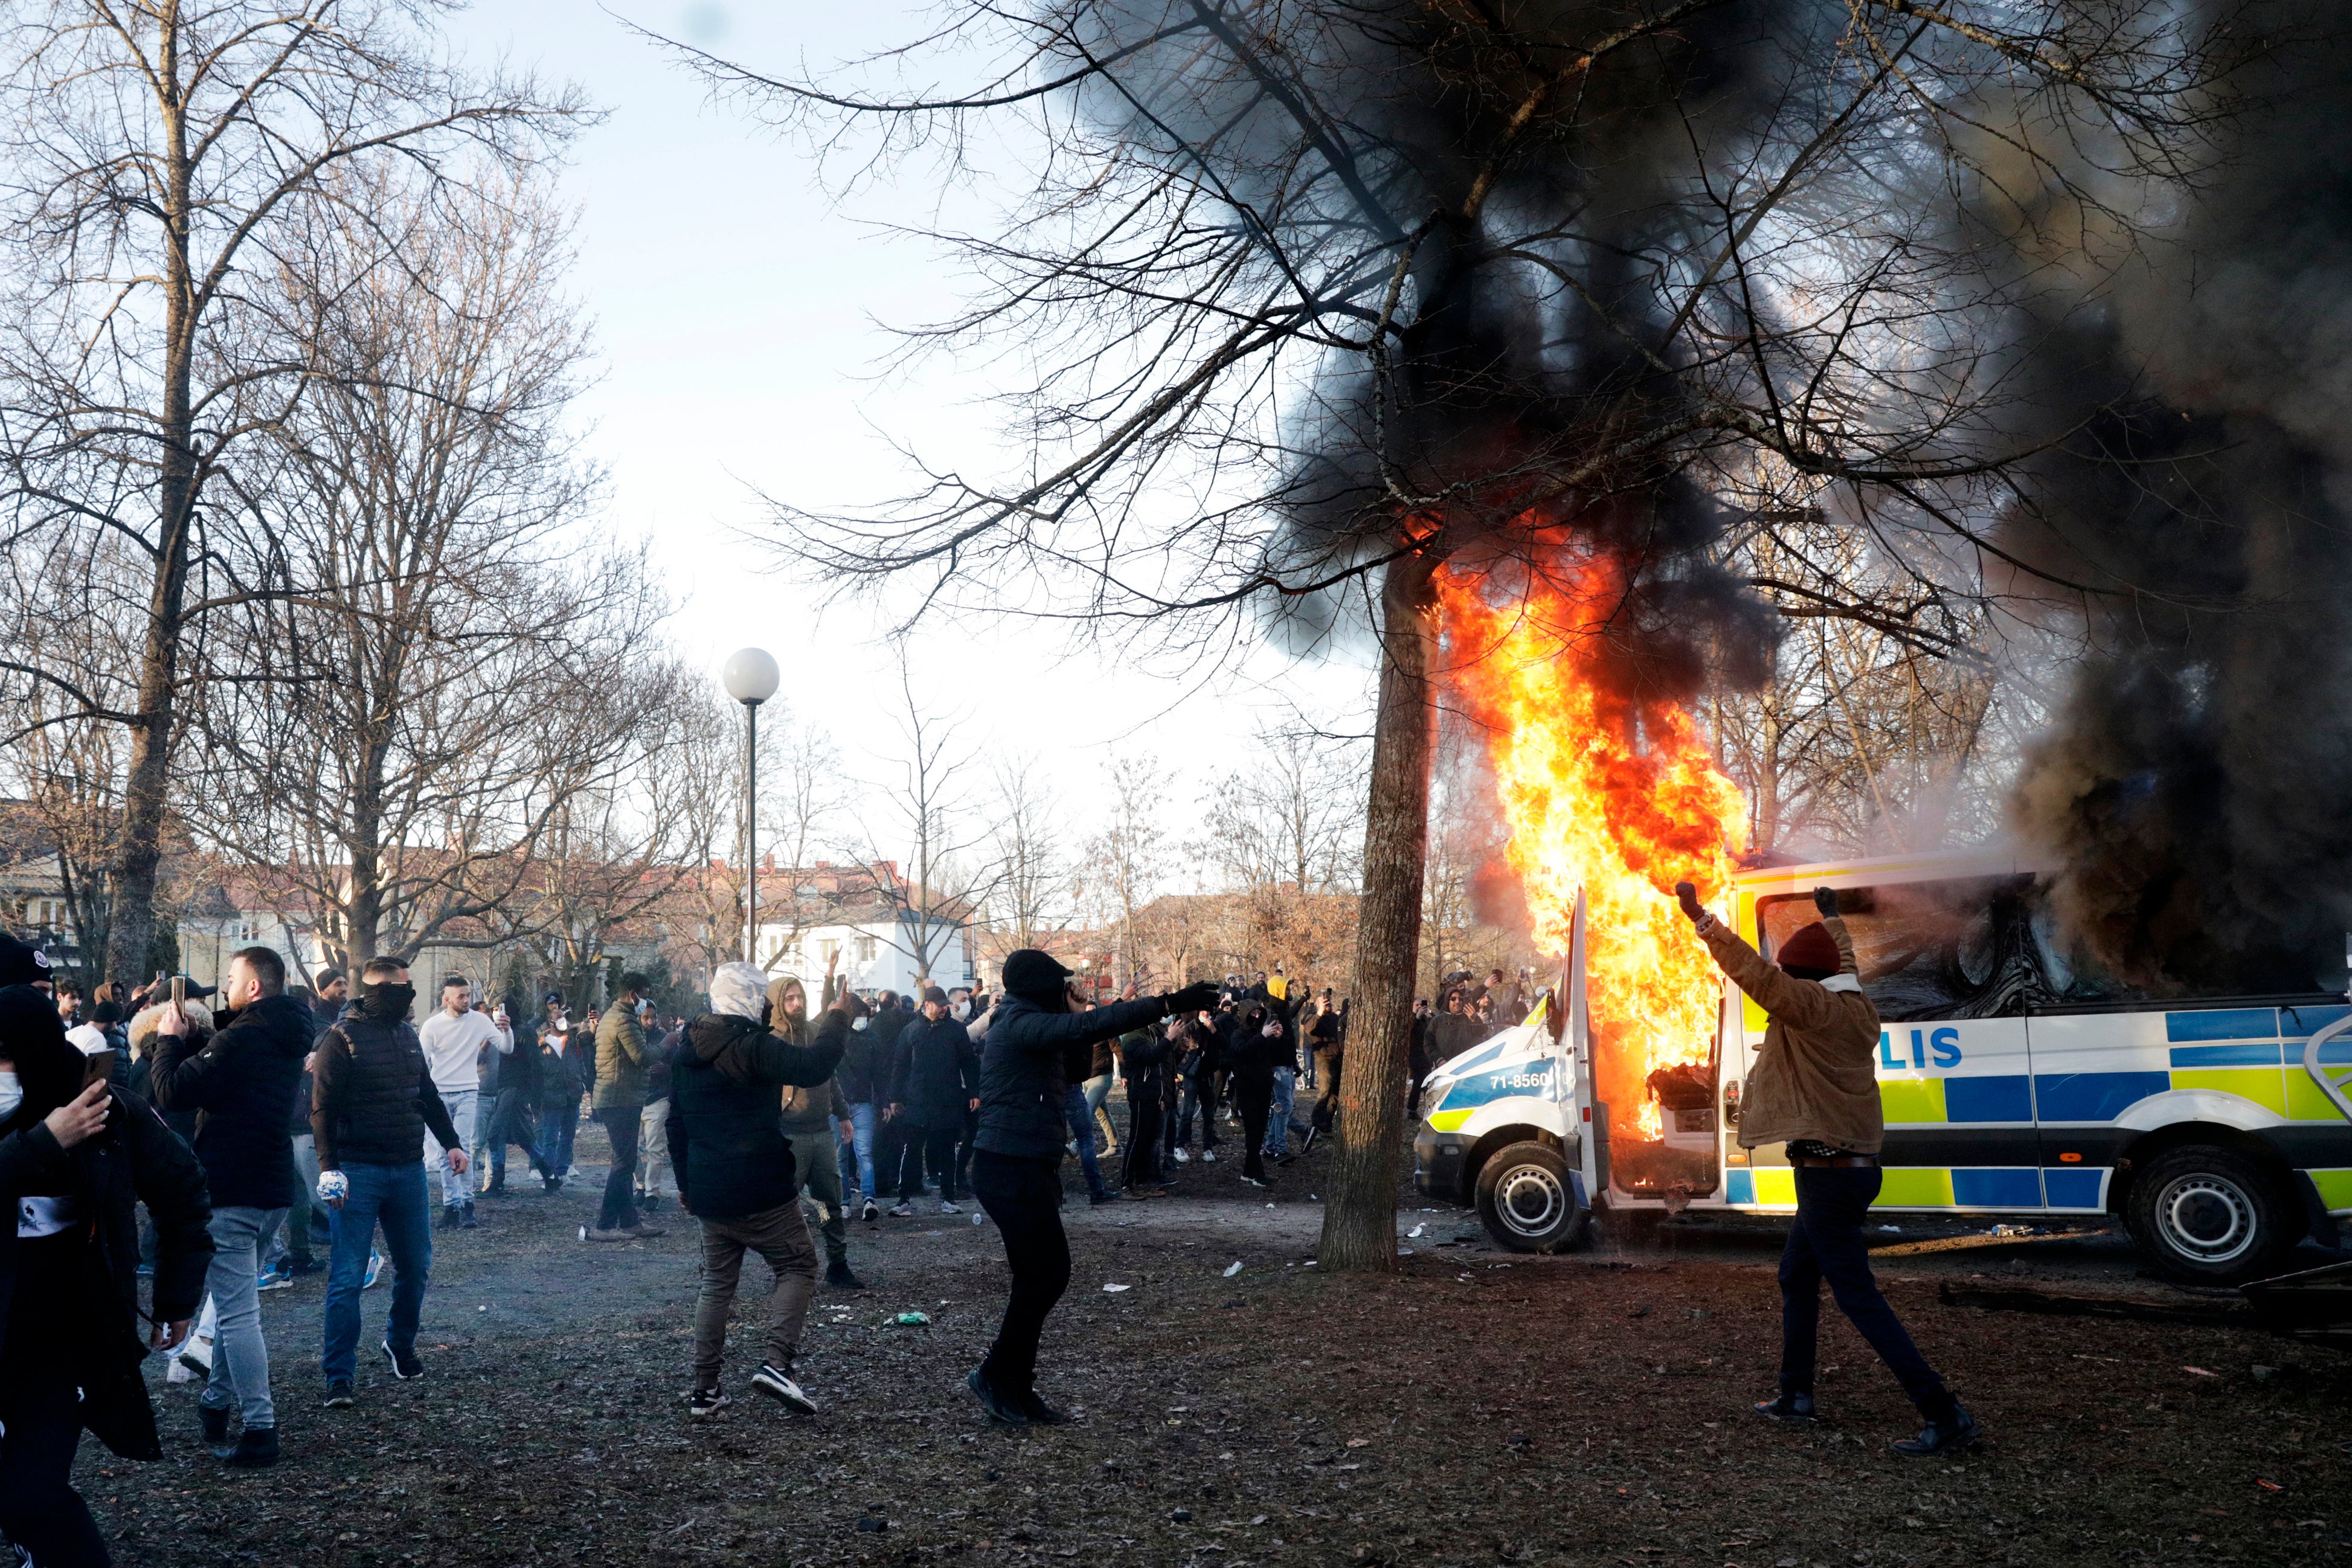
[722,647,780,964]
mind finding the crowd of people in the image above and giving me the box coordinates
[0,930,1610,1565]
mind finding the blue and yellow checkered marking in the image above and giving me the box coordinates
[1723,1166,2084,1210]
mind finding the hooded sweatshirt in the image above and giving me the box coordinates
[665,963,847,1221]
[1698,914,1884,1155]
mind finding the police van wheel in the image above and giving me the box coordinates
[2123,1145,2299,1285]
[1474,1142,1587,1254]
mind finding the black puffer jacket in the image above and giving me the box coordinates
[0,987,212,1462]
[148,991,312,1209]
[666,1014,846,1221]
[889,1014,980,1132]
[975,994,1171,1162]
[834,1013,891,1105]
[311,989,461,1170]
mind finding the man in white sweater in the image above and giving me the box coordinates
[417,974,512,1230]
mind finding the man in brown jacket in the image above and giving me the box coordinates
[1678,881,1979,1458]
[588,974,663,1242]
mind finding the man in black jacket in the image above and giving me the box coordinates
[833,992,888,1221]
[886,986,979,1217]
[150,946,312,1467]
[669,962,846,1419]
[966,950,1217,1425]
[310,958,467,1407]
[0,983,212,1567]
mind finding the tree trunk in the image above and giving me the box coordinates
[1320,549,1441,1272]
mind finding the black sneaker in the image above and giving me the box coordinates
[322,1379,355,1409]
[1020,1389,1073,1425]
[751,1361,818,1415]
[1753,1391,1817,1424]
[1891,1404,1981,1459]
[198,1401,231,1445]
[542,1174,563,1194]
[382,1339,425,1381]
[439,1206,463,1230]
[225,1426,280,1468]
[824,1257,867,1291]
[459,1203,480,1230]
[687,1385,730,1420]
[966,1367,1030,1425]
[1089,1190,1122,1206]
[861,1198,879,1223]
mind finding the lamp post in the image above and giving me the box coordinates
[721,647,780,964]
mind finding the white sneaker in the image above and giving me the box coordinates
[1201,1149,1218,1163]
[751,1361,818,1415]
[887,1201,916,1218]
[940,1200,962,1216]
[175,1334,214,1377]
[1173,1148,1190,1165]
[861,1198,879,1222]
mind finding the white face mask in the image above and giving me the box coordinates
[851,1018,870,1033]
[0,1070,21,1123]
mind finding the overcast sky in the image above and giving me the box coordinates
[442,1,1375,860]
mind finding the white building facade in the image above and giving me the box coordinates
[756,912,972,997]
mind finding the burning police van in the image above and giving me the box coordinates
[1413,847,2352,1284]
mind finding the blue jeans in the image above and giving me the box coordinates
[1062,1085,1108,1197]
[1082,1072,1117,1154]
[538,1105,577,1174]
[321,1161,432,1383]
[846,1102,879,1203]
[1782,1166,1950,1417]
[1262,1067,1296,1158]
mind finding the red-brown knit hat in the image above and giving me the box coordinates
[1775,922,1841,975]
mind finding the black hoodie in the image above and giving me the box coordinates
[150,991,312,1209]
[665,1013,846,1221]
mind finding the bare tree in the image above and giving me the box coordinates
[185,163,664,969]
[0,1,586,986]
[851,654,997,985]
[1079,756,1169,989]
[670,1,2259,1268]
[987,754,1075,953]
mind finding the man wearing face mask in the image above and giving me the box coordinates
[966,950,1219,1425]
[0,982,213,1566]
[149,946,313,1467]
[831,991,889,1222]
[309,957,467,1407]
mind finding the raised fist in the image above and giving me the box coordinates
[1674,882,1705,924]
[1814,885,1839,918]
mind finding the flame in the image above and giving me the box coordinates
[1436,554,1749,1138]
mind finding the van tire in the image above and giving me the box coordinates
[1475,1141,1587,1254]
[2122,1145,2300,1286]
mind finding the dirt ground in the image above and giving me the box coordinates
[88,1115,2352,1568]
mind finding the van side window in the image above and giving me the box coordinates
[1760,878,2333,1019]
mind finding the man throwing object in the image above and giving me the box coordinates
[1676,880,1979,1457]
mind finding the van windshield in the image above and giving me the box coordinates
[1758,876,2335,1021]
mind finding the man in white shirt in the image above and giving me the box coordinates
[416,974,511,1230]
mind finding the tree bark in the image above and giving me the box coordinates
[1319,548,1441,1272]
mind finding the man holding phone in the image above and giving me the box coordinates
[416,974,511,1231]
[151,946,313,1467]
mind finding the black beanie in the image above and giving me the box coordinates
[1001,949,1072,1003]
[0,983,81,1127]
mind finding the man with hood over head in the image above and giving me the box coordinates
[0,983,213,1564]
[965,949,1218,1425]
[667,962,847,1420]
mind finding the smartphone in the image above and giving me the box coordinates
[80,1047,117,1092]
[170,974,184,1007]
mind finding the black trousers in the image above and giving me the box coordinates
[882,1119,928,1200]
[917,1126,960,1201]
[1782,1166,1952,1417]
[1,1252,106,1566]
[1230,1070,1273,1181]
[1122,1088,1166,1189]
[956,1105,980,1190]
[596,1107,641,1231]
[971,1150,1070,1393]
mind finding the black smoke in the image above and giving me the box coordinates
[2004,14,2352,991]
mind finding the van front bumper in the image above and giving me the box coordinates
[1414,1125,1472,1204]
